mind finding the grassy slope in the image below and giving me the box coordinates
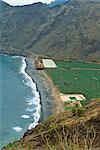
[3,99,100,150]
[46,60,100,99]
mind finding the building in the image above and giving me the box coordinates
[35,59,44,70]
[60,93,86,108]
[60,93,86,103]
[42,59,57,68]
[35,58,57,69]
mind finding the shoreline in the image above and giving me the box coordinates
[21,56,41,130]
[24,58,44,123]
[25,57,63,120]
[1,53,63,121]
[26,56,64,114]
[1,53,64,118]
[0,54,63,148]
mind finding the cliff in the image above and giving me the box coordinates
[1,0,100,60]
[3,99,100,150]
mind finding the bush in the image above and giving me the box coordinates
[72,107,84,117]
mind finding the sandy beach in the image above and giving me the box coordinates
[26,57,64,121]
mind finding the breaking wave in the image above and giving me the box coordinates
[20,57,41,130]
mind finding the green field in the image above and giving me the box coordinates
[46,60,100,100]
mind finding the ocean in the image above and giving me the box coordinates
[0,54,41,148]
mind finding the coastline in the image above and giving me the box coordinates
[1,53,61,117]
[0,54,64,148]
[20,56,41,130]
[0,53,63,121]
[25,57,63,120]
[1,53,64,119]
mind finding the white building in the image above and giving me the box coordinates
[42,59,57,68]
[60,93,86,103]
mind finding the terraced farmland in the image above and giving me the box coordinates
[46,60,100,100]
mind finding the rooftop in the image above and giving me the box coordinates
[42,59,57,68]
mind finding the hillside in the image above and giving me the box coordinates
[0,0,100,60]
[3,99,100,150]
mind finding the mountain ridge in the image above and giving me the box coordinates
[0,0,100,60]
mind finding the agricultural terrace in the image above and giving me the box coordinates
[46,60,100,100]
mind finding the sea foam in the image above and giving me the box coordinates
[12,126,23,132]
[26,108,35,112]
[12,56,20,59]
[21,115,30,119]
[20,57,41,130]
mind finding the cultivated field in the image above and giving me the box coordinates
[46,60,100,100]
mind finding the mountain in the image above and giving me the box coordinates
[48,0,67,7]
[0,0,100,60]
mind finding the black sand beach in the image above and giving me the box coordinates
[26,57,57,121]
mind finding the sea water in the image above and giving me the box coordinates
[0,54,41,148]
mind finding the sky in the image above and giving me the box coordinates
[2,0,55,6]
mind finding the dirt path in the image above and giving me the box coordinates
[41,70,64,113]
[61,67,100,71]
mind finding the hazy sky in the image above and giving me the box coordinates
[2,0,55,6]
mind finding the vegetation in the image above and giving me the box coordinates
[72,107,84,117]
[3,99,100,150]
[42,124,97,150]
[1,0,100,149]
[46,60,100,100]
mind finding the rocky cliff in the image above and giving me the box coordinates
[0,0,100,60]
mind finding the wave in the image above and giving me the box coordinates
[26,108,35,112]
[12,56,20,58]
[21,115,30,119]
[20,56,41,130]
[12,126,23,132]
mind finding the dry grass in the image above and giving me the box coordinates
[3,100,100,150]
[41,123,98,150]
